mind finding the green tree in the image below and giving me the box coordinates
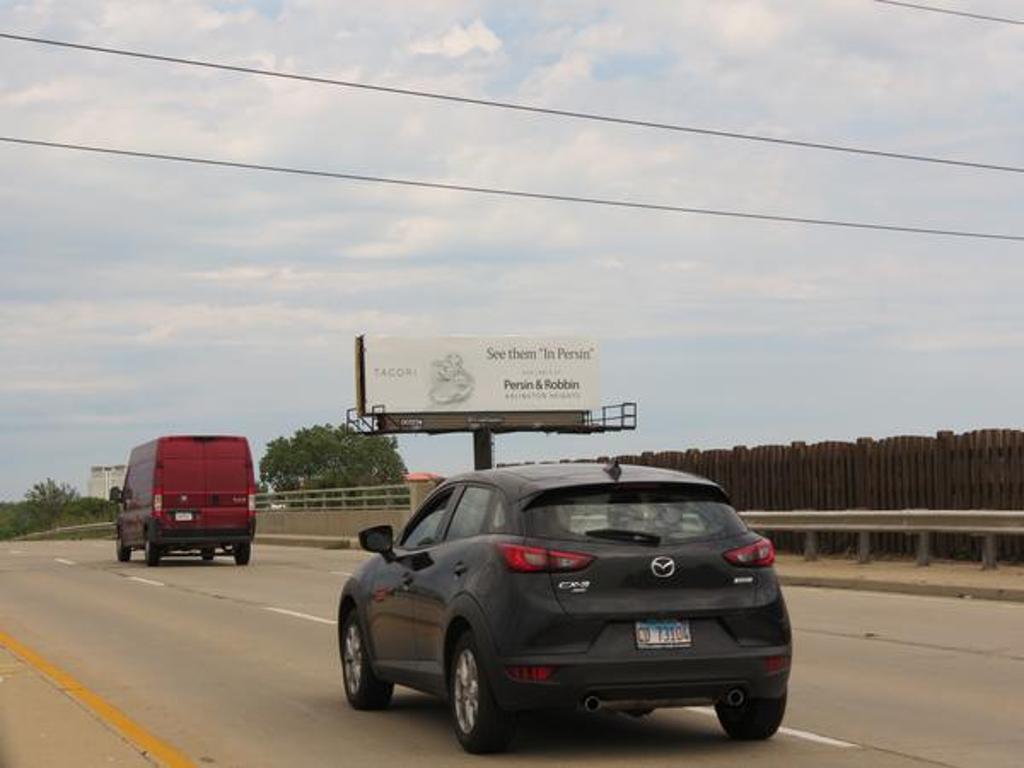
[0,480,115,540]
[259,424,407,491]
[24,478,80,530]
[25,478,79,506]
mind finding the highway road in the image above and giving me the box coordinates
[2,541,1022,767]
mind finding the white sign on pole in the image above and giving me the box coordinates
[359,336,600,414]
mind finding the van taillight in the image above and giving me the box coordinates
[153,491,163,516]
[247,493,256,514]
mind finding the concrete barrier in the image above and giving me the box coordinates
[256,475,442,540]
[257,508,408,538]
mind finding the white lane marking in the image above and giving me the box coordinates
[54,558,76,566]
[128,576,165,587]
[8,550,24,555]
[264,607,336,625]
[691,707,857,748]
[331,570,353,577]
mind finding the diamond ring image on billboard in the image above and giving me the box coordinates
[429,353,475,406]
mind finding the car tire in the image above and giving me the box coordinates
[116,532,131,563]
[715,693,786,740]
[144,538,161,567]
[233,542,251,566]
[201,549,215,561]
[449,632,516,754]
[340,611,393,710]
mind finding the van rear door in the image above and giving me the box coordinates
[201,438,252,531]
[160,437,253,533]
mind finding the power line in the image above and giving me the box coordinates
[874,0,1024,25]
[2,135,1021,243]
[1,32,1022,176]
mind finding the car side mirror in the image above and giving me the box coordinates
[109,487,123,503]
[359,525,394,557]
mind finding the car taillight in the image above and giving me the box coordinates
[506,665,556,682]
[764,654,790,673]
[497,543,594,573]
[724,537,775,567]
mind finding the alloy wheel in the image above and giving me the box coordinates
[453,648,480,735]
[343,622,363,695]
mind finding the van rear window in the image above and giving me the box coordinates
[205,459,249,492]
[162,459,204,491]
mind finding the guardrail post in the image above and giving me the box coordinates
[981,534,997,570]
[857,531,871,564]
[915,532,931,567]
[803,531,819,561]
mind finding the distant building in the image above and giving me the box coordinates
[88,465,126,499]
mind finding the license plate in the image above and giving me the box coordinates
[635,619,691,649]
[174,511,195,522]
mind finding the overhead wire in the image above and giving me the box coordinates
[0,32,1022,175]
[1,135,1021,242]
[874,0,1024,26]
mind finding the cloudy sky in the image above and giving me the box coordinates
[1,0,1021,499]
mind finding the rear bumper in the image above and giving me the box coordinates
[152,527,253,548]
[489,648,790,712]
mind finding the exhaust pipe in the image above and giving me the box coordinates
[724,688,746,708]
[583,695,601,712]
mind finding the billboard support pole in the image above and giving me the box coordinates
[473,429,494,471]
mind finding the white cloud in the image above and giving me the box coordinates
[0,374,134,395]
[1,0,1022,496]
[410,19,502,58]
[186,263,460,292]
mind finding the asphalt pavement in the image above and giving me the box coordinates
[1,541,1022,767]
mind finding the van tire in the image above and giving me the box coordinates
[144,539,161,567]
[234,542,252,566]
[116,533,131,562]
[201,549,215,561]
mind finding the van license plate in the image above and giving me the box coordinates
[174,511,195,522]
[635,619,691,649]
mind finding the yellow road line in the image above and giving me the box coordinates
[0,628,196,767]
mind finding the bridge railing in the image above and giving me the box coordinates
[12,506,1022,569]
[16,521,115,540]
[254,484,410,512]
[740,510,1024,569]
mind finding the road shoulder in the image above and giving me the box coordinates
[0,646,153,768]
[775,554,1024,602]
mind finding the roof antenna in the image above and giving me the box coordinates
[604,457,622,481]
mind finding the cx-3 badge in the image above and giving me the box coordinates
[651,556,676,578]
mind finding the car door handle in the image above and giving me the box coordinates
[453,562,468,577]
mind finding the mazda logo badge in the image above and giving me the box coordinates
[651,556,676,579]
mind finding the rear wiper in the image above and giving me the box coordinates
[584,528,661,546]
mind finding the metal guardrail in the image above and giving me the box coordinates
[12,506,1021,570]
[739,510,1024,569]
[255,484,410,512]
[16,521,115,540]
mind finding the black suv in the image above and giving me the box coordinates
[337,463,791,753]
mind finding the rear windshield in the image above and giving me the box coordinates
[526,483,746,544]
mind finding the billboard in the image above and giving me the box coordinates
[357,336,600,414]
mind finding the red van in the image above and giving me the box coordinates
[112,436,256,566]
